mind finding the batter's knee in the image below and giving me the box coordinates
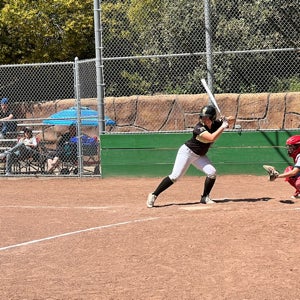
[168,176,178,182]
[207,173,217,179]
[206,168,217,179]
[202,164,217,179]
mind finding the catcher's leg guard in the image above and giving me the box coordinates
[295,177,300,194]
[285,166,297,187]
[284,166,300,195]
[284,166,294,182]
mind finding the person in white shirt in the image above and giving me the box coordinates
[0,127,37,175]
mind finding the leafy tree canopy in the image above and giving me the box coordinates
[0,0,95,63]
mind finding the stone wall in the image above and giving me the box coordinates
[105,92,300,132]
[28,92,300,142]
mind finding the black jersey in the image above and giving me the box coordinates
[184,120,222,156]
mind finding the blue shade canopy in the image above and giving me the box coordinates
[43,106,116,126]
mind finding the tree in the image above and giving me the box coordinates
[212,0,300,92]
[0,0,298,94]
[0,0,95,64]
[124,0,207,95]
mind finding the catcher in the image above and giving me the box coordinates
[263,135,300,199]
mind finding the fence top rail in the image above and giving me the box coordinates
[0,61,74,68]
[104,47,300,61]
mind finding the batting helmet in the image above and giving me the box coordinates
[199,105,217,121]
[286,135,300,159]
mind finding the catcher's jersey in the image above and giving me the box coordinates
[185,120,222,156]
[295,153,300,168]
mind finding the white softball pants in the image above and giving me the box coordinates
[169,144,216,182]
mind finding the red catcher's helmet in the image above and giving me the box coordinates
[286,135,300,159]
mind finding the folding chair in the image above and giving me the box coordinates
[12,137,47,175]
[58,142,78,175]
[69,135,100,175]
[59,138,99,175]
[82,140,100,175]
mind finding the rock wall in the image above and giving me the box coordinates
[105,92,300,132]
[28,92,300,142]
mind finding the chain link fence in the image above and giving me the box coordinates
[103,49,299,96]
[0,0,299,177]
[0,61,102,177]
[102,0,299,96]
[101,0,299,132]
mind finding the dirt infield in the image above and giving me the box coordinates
[1,175,300,299]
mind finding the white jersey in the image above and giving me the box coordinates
[295,153,300,168]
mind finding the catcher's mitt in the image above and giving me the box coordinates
[263,165,279,181]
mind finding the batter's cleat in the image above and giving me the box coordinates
[147,193,157,208]
[200,195,215,204]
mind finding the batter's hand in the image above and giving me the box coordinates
[221,118,229,129]
[220,115,235,127]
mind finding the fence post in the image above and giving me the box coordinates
[74,57,83,177]
[93,0,105,135]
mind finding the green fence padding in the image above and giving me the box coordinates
[101,130,299,177]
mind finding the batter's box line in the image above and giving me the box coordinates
[180,206,212,211]
[0,217,159,252]
[0,205,124,211]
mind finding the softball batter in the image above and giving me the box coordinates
[147,105,233,208]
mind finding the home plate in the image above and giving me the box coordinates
[180,206,212,211]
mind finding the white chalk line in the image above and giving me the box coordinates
[180,206,211,211]
[0,217,159,252]
[0,205,123,210]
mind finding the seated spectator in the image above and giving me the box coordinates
[47,124,77,173]
[0,127,38,176]
[0,98,17,138]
